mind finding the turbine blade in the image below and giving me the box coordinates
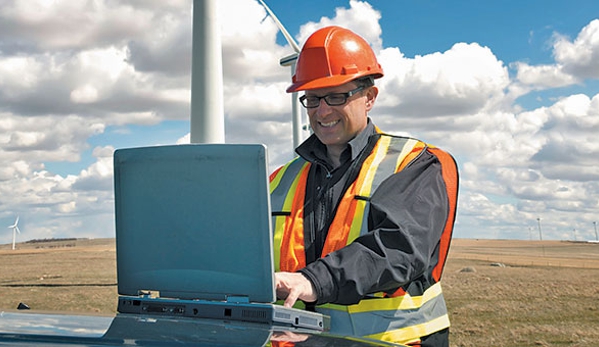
[257,0,301,53]
[16,226,21,234]
[8,216,19,228]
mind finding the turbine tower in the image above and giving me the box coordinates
[190,0,225,144]
[8,216,21,250]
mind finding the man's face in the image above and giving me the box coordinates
[304,82,377,150]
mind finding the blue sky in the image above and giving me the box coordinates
[1,0,599,245]
[271,1,594,60]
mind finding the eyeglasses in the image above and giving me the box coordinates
[299,86,365,108]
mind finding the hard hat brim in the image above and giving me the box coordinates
[286,72,383,93]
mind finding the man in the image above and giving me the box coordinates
[270,26,458,346]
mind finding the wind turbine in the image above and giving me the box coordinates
[257,0,307,151]
[8,216,21,250]
[190,0,225,144]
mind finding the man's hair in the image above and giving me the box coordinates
[353,76,375,88]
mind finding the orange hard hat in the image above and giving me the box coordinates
[286,26,384,93]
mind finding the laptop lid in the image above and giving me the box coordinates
[114,144,275,303]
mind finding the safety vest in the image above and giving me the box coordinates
[269,134,458,345]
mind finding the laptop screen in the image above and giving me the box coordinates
[114,144,275,303]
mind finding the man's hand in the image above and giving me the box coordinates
[274,272,317,307]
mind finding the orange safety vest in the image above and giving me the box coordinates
[269,134,458,345]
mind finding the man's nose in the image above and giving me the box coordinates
[315,98,333,115]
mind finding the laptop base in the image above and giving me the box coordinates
[118,296,329,331]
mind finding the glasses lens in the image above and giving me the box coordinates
[324,94,347,106]
[303,96,320,108]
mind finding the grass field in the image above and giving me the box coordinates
[1,238,598,346]
[443,239,599,346]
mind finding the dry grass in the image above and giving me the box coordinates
[1,238,598,346]
[0,238,117,313]
[444,239,599,347]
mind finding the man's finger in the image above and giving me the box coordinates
[284,289,299,308]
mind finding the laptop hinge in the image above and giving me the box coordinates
[226,295,250,303]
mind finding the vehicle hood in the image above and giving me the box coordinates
[0,310,403,346]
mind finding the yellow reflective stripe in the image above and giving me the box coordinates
[271,163,290,270]
[365,314,450,345]
[359,136,391,197]
[346,199,367,243]
[346,136,392,242]
[320,282,444,313]
[269,165,287,194]
[283,162,309,211]
[271,164,289,270]
[394,138,421,172]
[272,161,309,271]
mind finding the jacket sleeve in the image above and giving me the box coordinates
[299,150,450,305]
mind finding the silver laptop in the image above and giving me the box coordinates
[113,144,327,331]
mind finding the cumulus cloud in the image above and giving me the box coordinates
[296,0,383,50]
[514,19,599,90]
[553,19,599,79]
[376,42,510,121]
[71,146,115,192]
[513,62,579,88]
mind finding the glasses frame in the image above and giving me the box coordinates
[299,85,365,109]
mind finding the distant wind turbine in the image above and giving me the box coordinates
[8,216,21,250]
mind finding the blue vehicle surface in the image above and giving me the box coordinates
[0,310,403,346]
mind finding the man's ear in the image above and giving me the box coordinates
[365,86,378,111]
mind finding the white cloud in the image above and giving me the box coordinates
[514,19,599,90]
[72,146,114,191]
[225,82,289,120]
[296,0,382,51]
[513,62,578,88]
[0,56,42,94]
[0,0,156,51]
[553,19,599,79]
[372,42,511,147]
[70,84,99,104]
[220,0,289,83]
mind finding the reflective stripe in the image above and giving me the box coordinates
[366,315,451,345]
[357,137,420,237]
[316,285,449,343]
[270,158,310,272]
[323,136,424,254]
[370,137,411,189]
[321,282,444,313]
[347,135,392,243]
[394,138,421,171]
[279,163,311,271]
[270,157,306,204]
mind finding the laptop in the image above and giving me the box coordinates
[113,144,328,331]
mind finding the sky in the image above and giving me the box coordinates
[1,0,599,245]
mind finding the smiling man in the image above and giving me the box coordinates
[270,26,459,347]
